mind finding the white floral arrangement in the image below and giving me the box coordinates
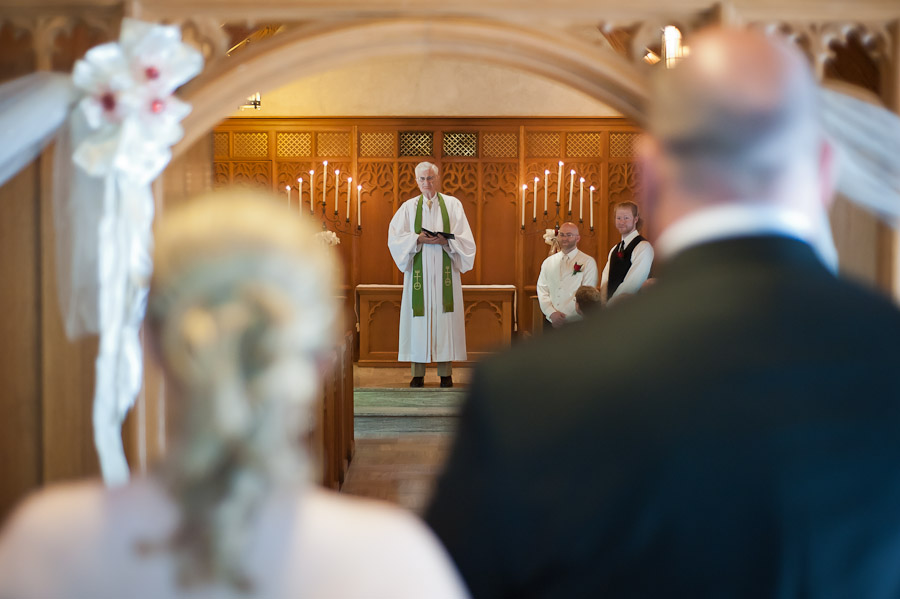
[543,228,560,255]
[315,230,341,247]
[72,19,201,183]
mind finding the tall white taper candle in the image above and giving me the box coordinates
[297,177,303,213]
[322,161,328,207]
[308,170,315,212]
[589,185,595,229]
[556,161,563,206]
[533,177,539,220]
[568,169,575,213]
[543,169,549,214]
[346,177,352,221]
[521,184,527,228]
[334,169,340,213]
[357,184,362,228]
[579,177,585,221]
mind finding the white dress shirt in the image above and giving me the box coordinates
[655,203,838,272]
[536,247,599,322]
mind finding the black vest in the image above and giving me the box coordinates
[607,235,646,300]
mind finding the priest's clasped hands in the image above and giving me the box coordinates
[418,230,450,246]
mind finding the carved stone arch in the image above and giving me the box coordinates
[174,17,650,157]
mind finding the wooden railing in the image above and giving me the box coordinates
[311,331,355,489]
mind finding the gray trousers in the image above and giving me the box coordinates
[412,362,452,377]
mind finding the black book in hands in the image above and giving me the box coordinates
[421,228,455,240]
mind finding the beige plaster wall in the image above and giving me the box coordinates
[230,55,621,118]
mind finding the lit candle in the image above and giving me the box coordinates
[533,177,539,221]
[556,161,563,206]
[322,161,328,207]
[285,184,291,206]
[568,169,575,213]
[346,176,352,221]
[334,169,340,214]
[589,185,595,229]
[308,170,315,212]
[579,177,585,222]
[521,184,527,228]
[357,184,362,228]
[297,177,303,213]
[543,169,549,214]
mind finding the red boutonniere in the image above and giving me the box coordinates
[617,250,625,259]
[573,262,583,275]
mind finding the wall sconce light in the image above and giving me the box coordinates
[663,26,686,69]
[239,92,262,111]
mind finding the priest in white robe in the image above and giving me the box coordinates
[388,162,476,388]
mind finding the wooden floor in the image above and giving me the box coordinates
[340,367,470,514]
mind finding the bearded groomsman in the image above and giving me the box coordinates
[536,222,598,329]
[599,201,654,305]
[388,162,477,388]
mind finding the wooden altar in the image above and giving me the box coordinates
[357,284,516,366]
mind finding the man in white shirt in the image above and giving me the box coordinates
[599,201,653,305]
[387,162,477,388]
[536,222,598,329]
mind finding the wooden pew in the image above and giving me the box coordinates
[311,332,355,490]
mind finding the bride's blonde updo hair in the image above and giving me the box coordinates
[145,189,340,591]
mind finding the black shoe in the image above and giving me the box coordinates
[410,376,424,388]
[440,376,453,388]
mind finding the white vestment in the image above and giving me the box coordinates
[536,248,599,322]
[388,194,476,363]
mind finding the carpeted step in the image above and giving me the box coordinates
[354,388,465,416]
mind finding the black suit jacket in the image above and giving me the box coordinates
[426,236,900,599]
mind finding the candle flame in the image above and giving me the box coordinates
[590,186,595,191]
[285,185,290,190]
[335,169,340,174]
[348,177,352,182]
[570,169,575,174]
[580,177,585,182]
[545,169,550,174]
[309,170,314,175]
[298,177,303,183]
[323,161,328,166]
[522,184,528,189]
[558,161,563,166]
[534,177,539,182]
[357,185,362,190]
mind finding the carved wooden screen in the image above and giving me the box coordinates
[213,118,641,335]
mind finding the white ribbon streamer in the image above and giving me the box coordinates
[65,19,202,485]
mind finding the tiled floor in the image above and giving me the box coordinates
[340,366,468,513]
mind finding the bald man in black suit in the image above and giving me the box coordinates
[426,27,900,599]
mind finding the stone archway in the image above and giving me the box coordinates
[175,17,650,156]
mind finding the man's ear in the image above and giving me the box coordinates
[818,138,837,210]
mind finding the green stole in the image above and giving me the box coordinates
[412,193,453,317]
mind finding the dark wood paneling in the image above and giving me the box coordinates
[481,162,518,284]
[441,162,479,285]
[0,163,41,522]
[0,24,34,83]
[358,162,396,284]
[39,149,100,484]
